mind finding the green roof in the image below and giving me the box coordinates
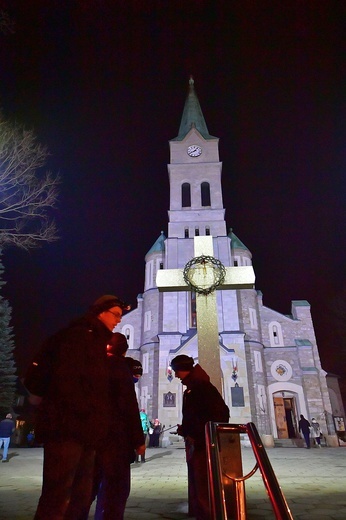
[295,339,313,347]
[292,300,310,307]
[171,77,217,141]
[228,229,249,251]
[146,231,166,255]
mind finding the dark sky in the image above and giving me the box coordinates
[1,1,346,391]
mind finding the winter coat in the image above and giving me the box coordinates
[106,354,144,459]
[139,411,151,434]
[0,419,15,438]
[299,416,311,435]
[31,313,113,446]
[311,421,321,438]
[180,364,230,449]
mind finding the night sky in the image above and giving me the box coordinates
[1,2,346,397]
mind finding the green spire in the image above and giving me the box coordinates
[228,229,249,251]
[172,76,216,141]
[146,231,166,255]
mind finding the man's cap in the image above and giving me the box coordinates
[107,333,129,356]
[125,357,143,376]
[90,295,131,315]
[171,355,194,372]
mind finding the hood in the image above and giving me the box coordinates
[182,363,210,388]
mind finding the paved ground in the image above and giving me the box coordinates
[0,438,345,519]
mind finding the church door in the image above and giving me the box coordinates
[273,397,288,438]
[283,397,298,438]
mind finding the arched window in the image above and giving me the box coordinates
[201,182,211,206]
[121,324,134,349]
[206,227,210,236]
[182,183,191,207]
[184,228,189,238]
[269,321,284,347]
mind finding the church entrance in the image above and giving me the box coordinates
[273,395,299,439]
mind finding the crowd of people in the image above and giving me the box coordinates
[0,293,327,520]
[19,295,200,520]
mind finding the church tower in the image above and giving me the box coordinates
[118,78,341,446]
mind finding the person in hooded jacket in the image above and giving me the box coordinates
[171,355,229,520]
[299,414,311,449]
[25,295,131,520]
[92,335,145,520]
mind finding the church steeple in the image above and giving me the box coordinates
[172,76,216,141]
[167,78,225,240]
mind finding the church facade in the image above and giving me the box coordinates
[116,78,343,446]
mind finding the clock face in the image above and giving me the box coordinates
[187,145,202,157]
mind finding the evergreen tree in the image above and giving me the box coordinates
[0,252,16,416]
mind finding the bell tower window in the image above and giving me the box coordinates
[182,183,191,207]
[201,182,211,206]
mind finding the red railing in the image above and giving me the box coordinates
[205,422,294,520]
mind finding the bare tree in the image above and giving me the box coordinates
[0,8,15,35]
[0,114,60,249]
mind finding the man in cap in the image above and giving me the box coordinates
[171,355,229,520]
[27,295,130,520]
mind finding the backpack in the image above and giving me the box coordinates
[24,328,68,398]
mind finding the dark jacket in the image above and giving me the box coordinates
[180,364,229,448]
[29,313,113,446]
[299,416,311,434]
[106,355,144,460]
[0,419,15,438]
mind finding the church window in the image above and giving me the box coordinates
[142,353,149,374]
[201,182,211,206]
[206,227,210,236]
[144,311,151,332]
[257,384,266,413]
[249,308,258,329]
[155,258,161,276]
[145,260,153,290]
[234,255,240,266]
[190,292,197,327]
[184,228,189,238]
[234,260,238,266]
[254,351,263,372]
[140,386,148,411]
[121,324,134,349]
[269,321,284,347]
[182,183,191,207]
[195,228,199,236]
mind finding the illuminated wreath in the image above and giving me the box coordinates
[183,255,226,295]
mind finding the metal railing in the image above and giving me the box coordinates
[205,422,294,520]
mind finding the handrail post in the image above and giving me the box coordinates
[206,422,245,519]
[206,422,293,520]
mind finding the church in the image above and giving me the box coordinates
[116,78,344,447]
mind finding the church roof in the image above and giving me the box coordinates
[228,229,249,251]
[146,231,166,255]
[171,77,217,141]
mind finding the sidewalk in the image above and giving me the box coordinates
[0,439,345,519]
